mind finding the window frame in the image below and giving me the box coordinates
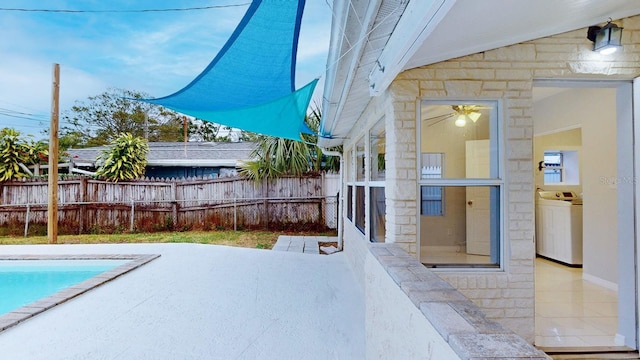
[347,137,367,235]
[369,118,386,242]
[417,99,505,270]
[345,118,387,241]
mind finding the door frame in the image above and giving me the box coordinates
[534,78,637,349]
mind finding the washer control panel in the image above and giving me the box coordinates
[538,190,578,201]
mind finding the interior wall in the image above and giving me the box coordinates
[533,87,617,284]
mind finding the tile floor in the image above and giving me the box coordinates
[419,249,622,348]
[535,257,620,348]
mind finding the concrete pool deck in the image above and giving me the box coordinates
[0,243,365,359]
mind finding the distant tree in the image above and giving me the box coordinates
[188,119,258,143]
[61,88,186,147]
[188,120,232,142]
[95,133,149,182]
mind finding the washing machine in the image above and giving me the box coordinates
[535,190,583,266]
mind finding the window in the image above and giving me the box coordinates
[346,119,386,241]
[421,186,443,216]
[370,119,386,242]
[542,150,579,185]
[347,186,353,222]
[370,121,386,181]
[356,141,365,182]
[354,138,365,234]
[419,100,502,267]
[543,151,563,183]
[355,185,365,232]
[421,153,444,216]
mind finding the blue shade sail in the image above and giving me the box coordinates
[143,0,316,141]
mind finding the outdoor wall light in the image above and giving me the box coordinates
[587,20,623,55]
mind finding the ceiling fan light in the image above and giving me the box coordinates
[455,115,467,127]
[468,111,481,123]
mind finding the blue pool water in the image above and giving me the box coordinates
[0,260,126,315]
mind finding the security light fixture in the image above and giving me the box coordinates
[588,20,623,55]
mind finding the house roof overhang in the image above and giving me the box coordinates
[146,159,239,167]
[318,0,640,148]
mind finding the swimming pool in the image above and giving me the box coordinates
[0,259,126,315]
[0,254,159,333]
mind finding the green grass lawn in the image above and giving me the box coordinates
[0,230,333,249]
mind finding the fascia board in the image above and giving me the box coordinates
[147,159,239,167]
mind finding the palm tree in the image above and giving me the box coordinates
[96,133,149,182]
[239,105,340,181]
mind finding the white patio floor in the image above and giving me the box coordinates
[0,243,365,359]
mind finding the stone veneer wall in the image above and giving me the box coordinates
[342,15,640,342]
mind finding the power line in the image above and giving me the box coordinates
[0,108,49,122]
[0,107,47,118]
[0,3,250,13]
[0,100,44,114]
[0,112,47,122]
[0,122,48,129]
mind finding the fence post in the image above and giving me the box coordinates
[263,178,269,229]
[24,204,30,237]
[171,182,178,229]
[233,180,237,231]
[234,194,237,232]
[130,199,135,232]
[79,177,87,234]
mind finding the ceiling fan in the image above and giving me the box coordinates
[424,105,486,127]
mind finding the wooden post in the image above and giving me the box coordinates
[24,204,30,237]
[79,177,87,234]
[130,199,135,232]
[48,63,60,244]
[183,116,188,156]
[233,180,237,231]
[263,178,269,229]
[171,182,178,229]
[143,112,149,140]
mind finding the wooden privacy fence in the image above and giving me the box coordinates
[0,174,339,236]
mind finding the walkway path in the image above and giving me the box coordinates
[272,235,338,254]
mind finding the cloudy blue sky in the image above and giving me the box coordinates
[0,0,332,139]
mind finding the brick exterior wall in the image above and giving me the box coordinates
[343,15,640,341]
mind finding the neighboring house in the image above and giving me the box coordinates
[68,141,256,179]
[320,0,640,356]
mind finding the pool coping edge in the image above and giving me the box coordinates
[0,254,160,333]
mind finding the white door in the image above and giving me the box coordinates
[466,140,490,255]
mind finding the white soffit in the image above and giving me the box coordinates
[321,0,640,147]
[403,0,640,72]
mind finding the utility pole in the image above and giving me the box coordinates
[48,63,60,244]
[143,111,149,140]
[183,115,188,156]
